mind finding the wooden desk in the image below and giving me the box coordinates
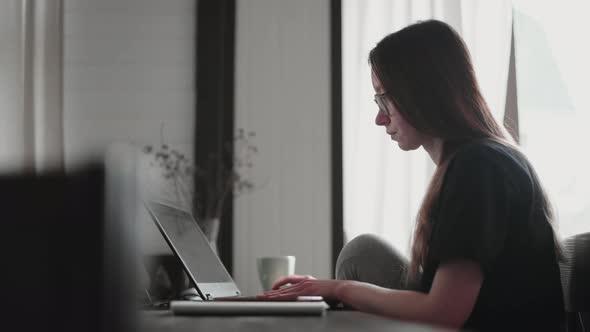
[140,310,450,332]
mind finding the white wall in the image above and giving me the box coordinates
[0,1,25,170]
[63,0,195,254]
[63,0,195,163]
[234,0,332,295]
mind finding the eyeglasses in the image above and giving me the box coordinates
[373,92,391,116]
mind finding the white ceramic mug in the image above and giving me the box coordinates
[256,256,296,292]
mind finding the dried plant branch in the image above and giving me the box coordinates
[143,127,258,221]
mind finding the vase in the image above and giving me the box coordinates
[198,218,220,255]
[143,254,190,301]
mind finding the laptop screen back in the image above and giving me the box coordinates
[147,201,232,284]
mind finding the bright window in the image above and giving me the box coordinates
[514,0,590,237]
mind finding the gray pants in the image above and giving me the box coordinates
[335,233,418,291]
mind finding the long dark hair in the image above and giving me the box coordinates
[368,20,559,279]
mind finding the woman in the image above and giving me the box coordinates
[257,20,565,331]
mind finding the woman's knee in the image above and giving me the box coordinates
[336,234,400,276]
[337,233,391,262]
[335,233,409,288]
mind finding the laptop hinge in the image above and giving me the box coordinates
[206,294,214,300]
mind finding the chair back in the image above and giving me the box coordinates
[559,232,590,332]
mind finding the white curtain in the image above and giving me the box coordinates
[0,0,64,173]
[342,0,512,257]
[512,0,590,237]
[461,1,513,121]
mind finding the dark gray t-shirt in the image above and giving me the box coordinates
[420,139,564,331]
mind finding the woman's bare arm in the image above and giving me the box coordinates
[335,260,483,329]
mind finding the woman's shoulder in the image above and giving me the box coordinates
[454,137,510,157]
[451,138,526,168]
[448,138,535,185]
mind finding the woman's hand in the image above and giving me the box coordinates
[270,274,316,290]
[256,275,346,302]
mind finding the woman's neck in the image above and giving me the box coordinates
[422,137,444,166]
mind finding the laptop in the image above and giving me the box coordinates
[144,200,328,315]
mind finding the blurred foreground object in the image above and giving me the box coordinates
[0,145,138,332]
